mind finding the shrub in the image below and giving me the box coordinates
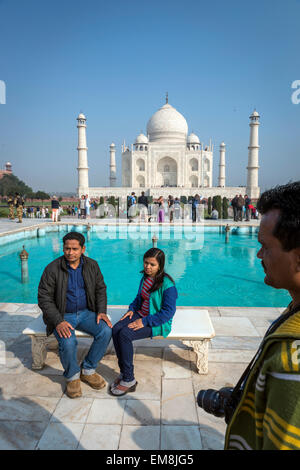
[208,197,212,215]
[222,197,229,219]
[180,195,187,204]
[213,195,222,218]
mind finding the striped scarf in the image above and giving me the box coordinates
[138,277,154,318]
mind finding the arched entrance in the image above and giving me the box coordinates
[189,175,198,188]
[157,157,177,187]
[136,175,145,187]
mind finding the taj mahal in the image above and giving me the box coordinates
[76,96,261,201]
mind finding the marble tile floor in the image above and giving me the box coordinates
[0,302,282,450]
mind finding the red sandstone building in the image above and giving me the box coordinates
[0,162,12,179]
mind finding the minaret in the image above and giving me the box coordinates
[77,113,89,197]
[109,143,117,187]
[246,110,260,199]
[218,142,226,187]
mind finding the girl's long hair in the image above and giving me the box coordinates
[141,248,175,293]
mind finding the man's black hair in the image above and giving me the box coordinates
[63,231,85,247]
[257,181,300,251]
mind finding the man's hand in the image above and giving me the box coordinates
[120,310,134,321]
[97,313,112,328]
[128,318,144,331]
[56,321,74,338]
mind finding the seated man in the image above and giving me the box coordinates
[38,231,112,398]
[198,181,300,450]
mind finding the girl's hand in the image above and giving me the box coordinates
[120,310,134,321]
[128,318,143,331]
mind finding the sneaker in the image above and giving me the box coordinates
[109,381,138,397]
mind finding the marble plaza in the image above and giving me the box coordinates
[0,216,277,450]
[0,301,283,450]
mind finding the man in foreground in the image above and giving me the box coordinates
[38,231,112,398]
[198,181,300,450]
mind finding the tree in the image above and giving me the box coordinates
[213,195,222,218]
[222,197,229,219]
[35,191,50,201]
[208,197,212,216]
[108,196,116,206]
[0,174,33,197]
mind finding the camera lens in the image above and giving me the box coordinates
[197,389,225,417]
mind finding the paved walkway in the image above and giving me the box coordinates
[0,216,259,235]
[0,302,283,450]
[0,217,267,449]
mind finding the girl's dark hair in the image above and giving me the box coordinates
[141,247,175,292]
[63,231,85,247]
[256,181,300,251]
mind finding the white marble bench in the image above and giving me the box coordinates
[22,307,215,374]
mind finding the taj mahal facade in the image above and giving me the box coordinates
[76,97,261,201]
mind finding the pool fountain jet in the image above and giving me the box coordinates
[87,223,91,241]
[225,224,230,244]
[152,234,158,248]
[19,245,29,283]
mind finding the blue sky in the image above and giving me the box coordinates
[0,0,299,193]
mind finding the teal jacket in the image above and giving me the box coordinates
[128,275,178,338]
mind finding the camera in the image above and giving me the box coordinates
[197,387,237,423]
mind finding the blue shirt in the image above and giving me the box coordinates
[65,257,87,313]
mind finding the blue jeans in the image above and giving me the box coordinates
[53,309,112,381]
[112,312,152,382]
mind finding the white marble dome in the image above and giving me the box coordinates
[187,133,200,144]
[146,103,188,143]
[135,133,148,144]
[77,113,86,119]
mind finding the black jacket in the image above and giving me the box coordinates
[51,199,60,209]
[137,195,148,207]
[38,255,107,336]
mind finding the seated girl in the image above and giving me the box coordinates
[110,247,177,396]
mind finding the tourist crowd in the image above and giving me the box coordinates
[5,192,259,223]
[126,192,258,222]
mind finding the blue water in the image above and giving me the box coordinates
[0,229,290,307]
